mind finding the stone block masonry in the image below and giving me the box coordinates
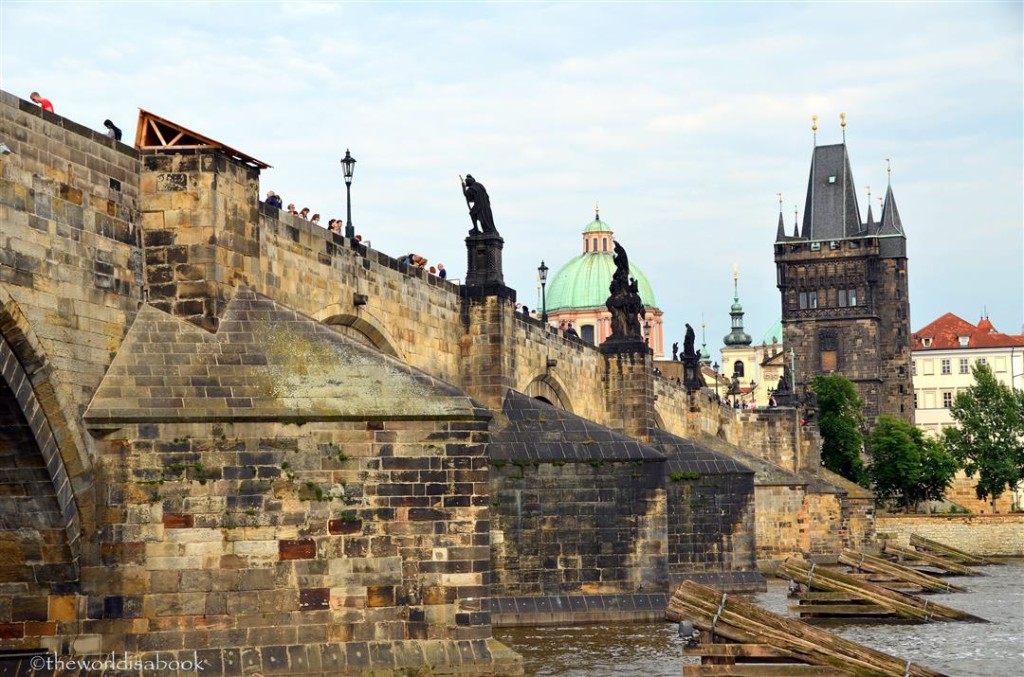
[876,514,1024,557]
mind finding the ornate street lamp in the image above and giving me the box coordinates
[538,261,549,323]
[713,361,720,400]
[340,149,357,239]
[728,373,741,407]
[644,319,652,346]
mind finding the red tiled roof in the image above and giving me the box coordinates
[912,312,1024,350]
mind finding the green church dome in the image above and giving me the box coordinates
[546,252,658,312]
[583,217,611,233]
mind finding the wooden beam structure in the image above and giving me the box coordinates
[134,109,271,169]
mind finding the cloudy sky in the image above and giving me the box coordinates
[2,1,1021,351]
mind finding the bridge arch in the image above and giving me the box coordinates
[522,373,574,412]
[0,288,89,577]
[314,304,404,360]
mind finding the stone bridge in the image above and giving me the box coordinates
[0,89,872,675]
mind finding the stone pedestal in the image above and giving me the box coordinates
[464,232,506,291]
[681,353,704,391]
[600,343,655,442]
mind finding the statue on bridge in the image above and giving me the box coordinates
[461,175,499,236]
[605,241,645,343]
[683,323,696,358]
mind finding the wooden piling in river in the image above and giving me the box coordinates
[909,534,1002,566]
[666,579,948,677]
[839,549,967,593]
[883,542,983,576]
[777,557,987,623]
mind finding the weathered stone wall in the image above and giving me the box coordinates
[876,514,1024,556]
[665,472,756,581]
[489,460,667,595]
[79,417,517,673]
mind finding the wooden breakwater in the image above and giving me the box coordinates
[909,534,1004,566]
[666,580,948,677]
[777,557,986,622]
[837,549,967,594]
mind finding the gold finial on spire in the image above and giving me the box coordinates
[878,196,884,208]
[885,158,892,184]
[811,114,818,144]
[733,262,738,282]
[840,112,847,141]
[595,200,600,220]
[866,185,871,203]
[777,192,783,212]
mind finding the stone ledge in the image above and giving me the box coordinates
[490,593,669,627]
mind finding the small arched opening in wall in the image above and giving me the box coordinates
[0,290,88,584]
[523,374,574,413]
[315,306,403,360]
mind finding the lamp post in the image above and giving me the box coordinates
[538,261,549,323]
[340,149,357,239]
[713,362,720,400]
[749,379,757,408]
[644,319,652,346]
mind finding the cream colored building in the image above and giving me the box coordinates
[912,312,1024,510]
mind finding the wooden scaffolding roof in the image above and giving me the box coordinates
[134,109,271,169]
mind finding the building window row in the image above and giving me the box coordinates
[797,288,859,310]
[914,356,1001,376]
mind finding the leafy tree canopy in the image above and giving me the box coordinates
[811,374,867,486]
[868,415,959,511]
[942,363,1024,503]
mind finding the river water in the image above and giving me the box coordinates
[495,562,1024,677]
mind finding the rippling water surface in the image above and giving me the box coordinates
[495,562,1024,677]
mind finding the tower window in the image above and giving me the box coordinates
[839,289,847,307]
[592,237,598,251]
[581,324,595,344]
[585,239,589,252]
[799,292,808,309]
[602,237,608,251]
[809,291,818,309]
[733,360,745,378]
[848,288,857,306]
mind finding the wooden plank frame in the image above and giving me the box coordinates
[134,109,271,169]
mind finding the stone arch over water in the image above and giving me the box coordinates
[314,305,403,359]
[0,289,86,583]
[522,373,574,412]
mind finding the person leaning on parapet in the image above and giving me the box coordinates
[265,191,283,209]
[103,119,123,141]
[286,203,297,215]
[30,92,54,113]
[436,263,447,280]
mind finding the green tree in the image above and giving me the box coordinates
[811,374,868,486]
[942,363,1024,506]
[868,416,959,511]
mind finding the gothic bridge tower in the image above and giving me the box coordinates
[774,119,914,424]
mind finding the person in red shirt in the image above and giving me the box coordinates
[30,92,54,113]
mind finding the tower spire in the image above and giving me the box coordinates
[812,114,818,146]
[595,200,600,221]
[723,263,752,347]
[793,205,799,238]
[775,192,786,241]
[840,112,847,142]
[886,158,892,186]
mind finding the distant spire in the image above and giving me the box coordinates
[840,112,847,142]
[886,158,892,186]
[775,192,786,241]
[699,315,711,365]
[793,205,799,238]
[812,114,818,146]
[865,185,875,230]
[879,180,904,236]
[723,264,752,347]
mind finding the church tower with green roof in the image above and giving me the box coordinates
[546,208,664,357]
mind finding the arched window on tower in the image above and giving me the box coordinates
[592,237,598,251]
[581,325,595,344]
[585,239,589,252]
[733,360,745,378]
[602,237,608,251]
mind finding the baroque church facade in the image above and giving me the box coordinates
[774,136,914,423]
